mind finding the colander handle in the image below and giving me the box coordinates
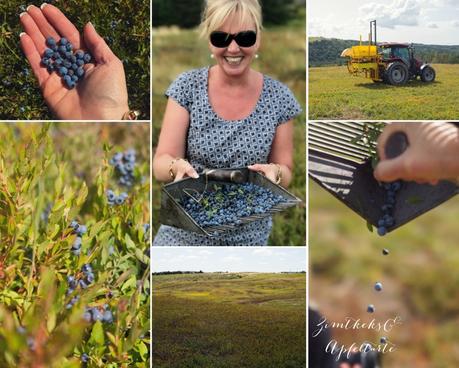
[202,169,245,183]
[385,131,408,159]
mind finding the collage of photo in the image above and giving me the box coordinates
[0,0,458,367]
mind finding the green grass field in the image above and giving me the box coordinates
[152,25,306,245]
[152,272,306,368]
[308,64,459,120]
[310,180,459,367]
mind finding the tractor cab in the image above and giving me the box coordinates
[379,43,422,76]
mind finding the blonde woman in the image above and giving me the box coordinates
[153,0,302,246]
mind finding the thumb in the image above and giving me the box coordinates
[83,22,116,64]
[374,157,406,182]
[185,166,199,179]
[247,164,264,171]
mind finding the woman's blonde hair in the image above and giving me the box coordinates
[200,0,263,39]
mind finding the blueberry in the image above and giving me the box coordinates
[54,58,62,66]
[41,57,50,66]
[71,63,78,71]
[76,225,87,236]
[83,311,92,322]
[380,337,387,344]
[72,236,82,249]
[76,59,84,67]
[75,50,84,59]
[374,282,383,292]
[114,196,124,205]
[44,48,54,57]
[102,310,113,323]
[68,69,74,76]
[58,66,68,76]
[63,60,72,68]
[58,45,67,54]
[92,309,103,321]
[382,248,390,255]
[70,220,79,229]
[82,264,92,273]
[367,304,375,313]
[86,273,95,283]
[377,226,387,236]
[76,67,85,78]
[66,43,73,51]
[79,280,88,289]
[71,75,78,82]
[83,53,92,63]
[46,37,56,47]
[64,74,72,84]
[81,353,89,363]
[59,37,68,46]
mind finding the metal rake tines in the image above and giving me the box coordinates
[309,122,381,162]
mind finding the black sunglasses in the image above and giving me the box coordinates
[210,31,257,48]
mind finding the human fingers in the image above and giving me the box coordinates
[26,5,60,42]
[83,22,117,64]
[339,363,351,368]
[248,163,277,182]
[19,33,48,87]
[41,3,82,48]
[20,11,46,54]
[373,155,408,182]
[174,162,199,182]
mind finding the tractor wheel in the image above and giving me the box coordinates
[421,66,436,82]
[385,62,409,86]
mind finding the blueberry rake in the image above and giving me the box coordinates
[160,168,301,237]
[308,122,458,233]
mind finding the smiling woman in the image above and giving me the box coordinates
[152,0,303,246]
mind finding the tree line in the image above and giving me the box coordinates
[152,0,305,28]
[309,37,459,67]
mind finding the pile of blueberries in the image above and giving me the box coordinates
[376,181,401,236]
[181,182,284,227]
[109,149,136,187]
[41,37,92,89]
[83,304,114,324]
[69,220,87,256]
[106,189,128,206]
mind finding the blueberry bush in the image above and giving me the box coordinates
[0,0,150,119]
[0,123,150,367]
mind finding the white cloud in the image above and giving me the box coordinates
[358,0,421,29]
[252,248,273,256]
[453,20,459,27]
[427,22,439,28]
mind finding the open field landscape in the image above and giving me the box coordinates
[310,180,459,367]
[152,272,306,368]
[309,64,459,120]
[152,25,306,245]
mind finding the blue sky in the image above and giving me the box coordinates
[309,0,459,45]
[151,247,307,273]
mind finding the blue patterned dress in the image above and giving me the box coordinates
[153,66,302,246]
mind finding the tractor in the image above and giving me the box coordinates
[341,20,436,86]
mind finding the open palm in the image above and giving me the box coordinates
[20,4,129,120]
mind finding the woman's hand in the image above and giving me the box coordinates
[171,159,199,182]
[19,4,129,120]
[248,163,283,184]
[374,122,459,184]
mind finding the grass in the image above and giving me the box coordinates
[308,64,459,120]
[152,272,306,368]
[309,179,459,367]
[0,0,150,119]
[152,24,306,245]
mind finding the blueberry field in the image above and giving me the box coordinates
[152,24,306,245]
[152,272,306,368]
[0,123,150,367]
[0,0,150,119]
[309,180,459,367]
[309,64,459,120]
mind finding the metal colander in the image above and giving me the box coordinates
[309,122,458,233]
[160,167,301,237]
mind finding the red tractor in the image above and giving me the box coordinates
[341,20,436,86]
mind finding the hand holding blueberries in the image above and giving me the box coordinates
[20,4,129,120]
[374,122,459,185]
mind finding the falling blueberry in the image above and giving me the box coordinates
[374,282,383,292]
[367,304,375,313]
[382,248,389,255]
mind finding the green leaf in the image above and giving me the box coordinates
[89,320,105,346]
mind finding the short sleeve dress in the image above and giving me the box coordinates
[153,66,302,246]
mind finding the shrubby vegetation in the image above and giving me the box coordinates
[0,123,150,367]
